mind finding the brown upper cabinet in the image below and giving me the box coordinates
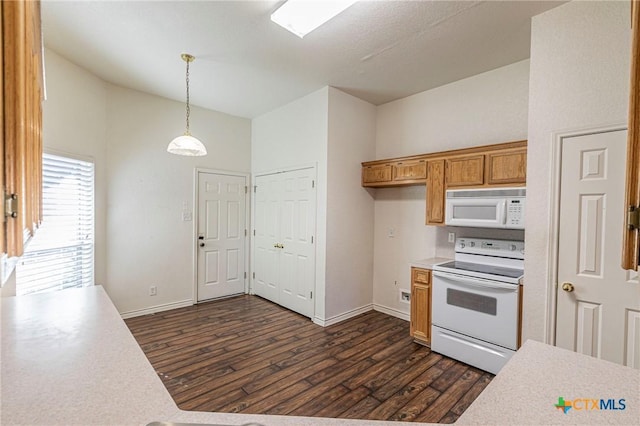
[446,154,484,187]
[361,140,527,226]
[623,0,640,271]
[487,149,527,185]
[362,157,428,187]
[393,159,427,182]
[426,160,445,225]
[362,163,393,185]
[1,0,44,258]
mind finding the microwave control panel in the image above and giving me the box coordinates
[506,198,526,227]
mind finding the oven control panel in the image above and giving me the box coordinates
[455,238,524,259]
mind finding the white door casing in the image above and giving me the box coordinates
[197,171,247,302]
[555,130,640,368]
[253,167,316,318]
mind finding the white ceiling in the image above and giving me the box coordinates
[42,0,564,119]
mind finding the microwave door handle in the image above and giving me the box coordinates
[496,199,507,225]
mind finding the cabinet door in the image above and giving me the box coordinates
[393,160,426,182]
[410,268,431,345]
[362,164,392,185]
[623,0,640,271]
[426,160,445,225]
[487,149,527,185]
[2,0,43,257]
[446,155,484,187]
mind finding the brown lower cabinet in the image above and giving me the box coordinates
[410,267,431,346]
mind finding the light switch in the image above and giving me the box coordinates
[182,211,193,222]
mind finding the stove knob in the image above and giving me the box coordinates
[460,242,465,249]
[470,242,475,247]
[510,244,517,251]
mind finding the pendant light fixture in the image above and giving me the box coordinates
[167,53,207,156]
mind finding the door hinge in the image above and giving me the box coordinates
[628,206,640,230]
[253,229,256,236]
[245,229,247,237]
[312,180,315,188]
[252,272,255,279]
[311,236,314,244]
[5,192,18,220]
[245,186,248,194]
[254,185,257,193]
[244,272,247,279]
[310,291,313,299]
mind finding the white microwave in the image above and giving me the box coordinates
[444,187,526,229]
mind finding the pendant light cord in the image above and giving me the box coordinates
[185,59,191,135]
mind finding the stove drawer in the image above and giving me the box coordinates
[431,326,514,374]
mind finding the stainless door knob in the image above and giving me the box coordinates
[199,242,205,247]
[561,282,575,292]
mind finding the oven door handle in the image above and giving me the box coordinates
[433,270,518,291]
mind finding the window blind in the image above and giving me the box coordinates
[16,153,95,296]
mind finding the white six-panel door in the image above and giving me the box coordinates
[556,130,640,368]
[253,167,316,318]
[197,172,247,302]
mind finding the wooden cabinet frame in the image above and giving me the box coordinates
[410,267,431,346]
[2,0,43,258]
[623,0,640,270]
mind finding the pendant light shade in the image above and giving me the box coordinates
[168,53,207,156]
[167,134,207,156]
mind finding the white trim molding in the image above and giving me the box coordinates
[373,303,410,322]
[120,299,193,319]
[313,303,373,327]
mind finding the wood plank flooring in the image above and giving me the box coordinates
[125,295,493,423]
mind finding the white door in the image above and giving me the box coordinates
[253,173,280,303]
[556,130,640,368]
[197,172,247,302]
[253,167,316,318]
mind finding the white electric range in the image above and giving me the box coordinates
[431,237,524,375]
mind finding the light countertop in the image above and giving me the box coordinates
[457,339,640,425]
[2,286,638,425]
[410,257,451,270]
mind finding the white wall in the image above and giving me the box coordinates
[251,87,329,320]
[3,49,108,297]
[326,87,377,320]
[42,49,109,287]
[525,0,631,342]
[105,86,251,315]
[373,60,530,317]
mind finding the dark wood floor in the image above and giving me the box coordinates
[125,295,493,423]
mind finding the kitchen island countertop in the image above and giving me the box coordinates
[2,285,638,425]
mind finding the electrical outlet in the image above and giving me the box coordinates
[400,289,410,304]
[448,232,456,243]
[388,227,395,238]
[182,211,193,221]
[149,286,157,296]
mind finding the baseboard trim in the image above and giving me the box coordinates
[313,303,373,327]
[120,299,193,319]
[373,303,410,322]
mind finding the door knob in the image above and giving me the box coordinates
[561,282,575,292]
[198,236,204,240]
[199,242,205,247]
